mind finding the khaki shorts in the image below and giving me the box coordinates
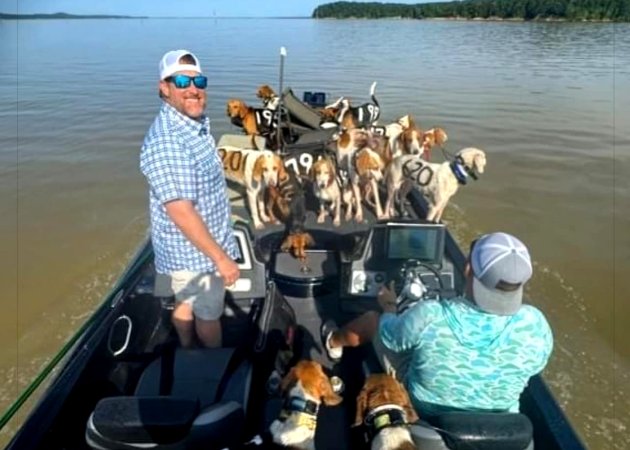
[154,271,225,321]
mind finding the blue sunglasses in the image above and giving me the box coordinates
[166,74,208,89]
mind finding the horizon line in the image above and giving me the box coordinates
[0,12,314,19]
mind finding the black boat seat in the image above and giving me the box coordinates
[409,412,534,450]
[86,347,252,450]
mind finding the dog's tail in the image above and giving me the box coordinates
[369,81,379,107]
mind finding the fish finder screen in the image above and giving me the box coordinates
[386,225,445,266]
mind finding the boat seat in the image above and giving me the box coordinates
[86,347,252,450]
[409,412,534,450]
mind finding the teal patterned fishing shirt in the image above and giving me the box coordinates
[379,298,553,416]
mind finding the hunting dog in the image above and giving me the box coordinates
[320,82,380,129]
[329,128,391,221]
[354,374,419,450]
[257,84,280,110]
[384,147,487,222]
[369,114,413,156]
[218,146,286,229]
[310,157,352,227]
[265,169,314,262]
[226,98,278,148]
[269,360,343,450]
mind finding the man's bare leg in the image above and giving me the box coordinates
[172,303,195,348]
[196,318,222,348]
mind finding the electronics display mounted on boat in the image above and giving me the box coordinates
[386,223,445,267]
[345,221,453,298]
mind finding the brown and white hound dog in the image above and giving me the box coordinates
[257,84,280,110]
[329,128,390,221]
[218,146,287,229]
[354,374,419,450]
[269,360,342,450]
[310,157,352,227]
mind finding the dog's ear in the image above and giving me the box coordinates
[252,156,264,182]
[383,140,393,165]
[353,387,368,427]
[396,379,419,424]
[280,235,293,253]
[226,100,235,117]
[237,100,249,118]
[323,159,335,187]
[319,375,343,406]
[280,367,297,393]
[276,156,289,182]
[435,128,448,146]
[473,151,486,174]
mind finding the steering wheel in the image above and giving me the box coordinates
[394,260,445,313]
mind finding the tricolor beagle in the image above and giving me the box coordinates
[310,157,352,227]
[320,82,380,129]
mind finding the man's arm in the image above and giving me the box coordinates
[165,199,240,285]
[377,283,430,352]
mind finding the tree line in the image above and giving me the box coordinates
[312,0,630,21]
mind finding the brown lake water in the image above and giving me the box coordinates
[0,18,629,448]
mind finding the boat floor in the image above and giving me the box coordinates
[226,189,384,447]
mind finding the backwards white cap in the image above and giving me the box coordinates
[158,49,202,80]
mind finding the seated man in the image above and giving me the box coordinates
[322,232,553,418]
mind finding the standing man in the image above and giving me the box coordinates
[141,49,240,348]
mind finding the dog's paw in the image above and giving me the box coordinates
[317,214,326,224]
[254,222,265,230]
[333,217,341,227]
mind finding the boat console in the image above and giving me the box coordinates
[228,222,267,300]
[341,220,457,301]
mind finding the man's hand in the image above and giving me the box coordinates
[377,281,398,313]
[216,256,240,286]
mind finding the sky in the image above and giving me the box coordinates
[5,0,428,18]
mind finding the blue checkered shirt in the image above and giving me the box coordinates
[140,102,239,274]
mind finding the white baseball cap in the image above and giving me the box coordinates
[159,50,202,80]
[470,232,533,315]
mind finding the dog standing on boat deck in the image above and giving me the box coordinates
[320,82,380,129]
[310,157,352,226]
[270,360,343,450]
[384,147,487,222]
[257,84,281,110]
[354,374,419,450]
[218,146,286,229]
[226,98,277,148]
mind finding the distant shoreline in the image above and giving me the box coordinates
[0,12,146,20]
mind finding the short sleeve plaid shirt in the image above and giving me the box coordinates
[140,102,238,274]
